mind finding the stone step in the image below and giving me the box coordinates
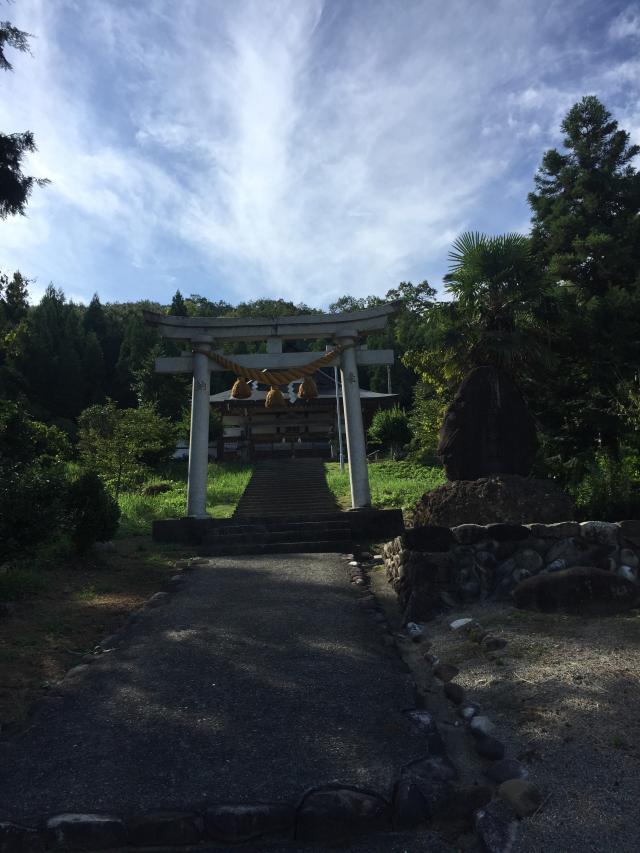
[208,520,351,537]
[203,527,351,547]
[199,539,353,556]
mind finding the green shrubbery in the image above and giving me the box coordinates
[0,401,121,567]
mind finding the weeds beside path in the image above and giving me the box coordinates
[325,460,445,510]
[0,538,191,728]
[118,461,253,536]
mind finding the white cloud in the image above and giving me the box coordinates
[609,7,640,40]
[0,0,639,307]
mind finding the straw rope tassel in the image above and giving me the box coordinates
[297,375,318,399]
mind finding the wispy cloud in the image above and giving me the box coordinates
[609,6,640,40]
[0,0,639,307]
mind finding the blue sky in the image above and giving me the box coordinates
[1,0,639,308]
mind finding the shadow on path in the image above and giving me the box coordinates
[0,554,420,823]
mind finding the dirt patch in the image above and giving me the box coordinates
[0,538,192,729]
[426,601,640,852]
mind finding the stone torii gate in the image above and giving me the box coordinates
[144,304,397,517]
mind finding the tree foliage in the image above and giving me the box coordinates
[77,400,177,496]
[0,19,49,218]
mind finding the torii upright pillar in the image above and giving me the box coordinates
[187,342,211,517]
[338,337,372,509]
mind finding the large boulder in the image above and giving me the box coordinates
[513,566,639,615]
[412,475,575,527]
[438,366,537,480]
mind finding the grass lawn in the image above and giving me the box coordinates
[0,538,194,728]
[325,460,445,510]
[118,461,253,536]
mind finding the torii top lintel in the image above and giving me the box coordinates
[143,302,398,343]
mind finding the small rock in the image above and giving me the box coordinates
[450,617,474,632]
[0,821,43,852]
[514,549,543,573]
[498,779,543,817]
[470,715,495,737]
[484,759,529,784]
[373,554,384,561]
[452,524,488,545]
[444,682,465,705]
[442,785,493,824]
[474,800,518,853]
[482,636,507,652]
[406,622,425,641]
[486,524,531,542]
[580,520,619,547]
[405,709,438,734]
[392,779,429,828]
[618,565,638,583]
[474,734,505,760]
[45,814,126,851]
[348,560,359,566]
[127,812,203,847]
[545,558,567,573]
[513,567,639,615]
[144,591,169,608]
[459,702,480,720]
[461,580,482,600]
[512,568,531,585]
[296,786,390,843]
[434,662,460,682]
[620,548,639,569]
[205,804,294,843]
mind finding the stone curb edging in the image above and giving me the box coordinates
[348,554,549,852]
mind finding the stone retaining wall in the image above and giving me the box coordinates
[383,520,640,621]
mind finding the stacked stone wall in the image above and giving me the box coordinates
[383,520,640,621]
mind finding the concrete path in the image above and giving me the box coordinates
[0,554,424,827]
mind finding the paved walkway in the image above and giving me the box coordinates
[0,554,422,826]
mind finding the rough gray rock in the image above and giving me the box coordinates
[437,366,537,480]
[474,735,505,761]
[296,786,390,844]
[127,812,203,847]
[474,799,518,853]
[205,804,294,843]
[484,759,529,785]
[513,566,639,615]
[412,475,575,527]
[0,822,43,853]
[44,814,126,852]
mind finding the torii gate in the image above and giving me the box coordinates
[144,304,397,517]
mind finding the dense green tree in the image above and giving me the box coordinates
[169,289,188,316]
[0,19,49,218]
[528,96,640,463]
[529,95,640,297]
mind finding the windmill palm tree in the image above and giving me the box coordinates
[433,232,551,480]
[440,231,551,378]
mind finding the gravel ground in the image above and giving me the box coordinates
[425,600,640,853]
[0,554,421,825]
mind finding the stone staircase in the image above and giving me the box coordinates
[234,458,341,518]
[199,459,352,556]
